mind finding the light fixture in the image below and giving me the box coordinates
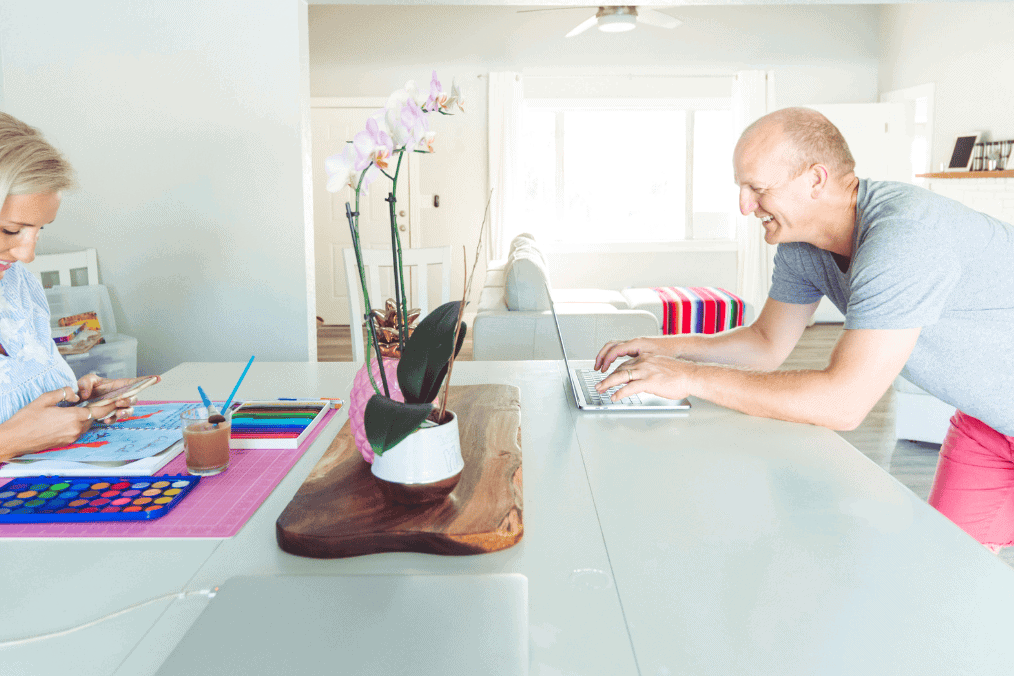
[597,7,637,33]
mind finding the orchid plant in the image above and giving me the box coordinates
[325,71,467,456]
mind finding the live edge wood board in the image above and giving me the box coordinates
[276,384,523,559]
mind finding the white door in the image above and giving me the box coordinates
[808,102,909,322]
[311,102,415,325]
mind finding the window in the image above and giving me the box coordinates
[519,103,737,246]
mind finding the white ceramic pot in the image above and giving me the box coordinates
[370,411,464,505]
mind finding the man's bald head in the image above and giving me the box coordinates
[737,107,856,181]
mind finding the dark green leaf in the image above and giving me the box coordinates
[397,301,464,403]
[454,319,467,357]
[364,395,434,455]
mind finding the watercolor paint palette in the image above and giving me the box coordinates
[0,475,200,523]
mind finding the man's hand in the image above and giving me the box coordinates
[595,337,664,373]
[596,355,697,403]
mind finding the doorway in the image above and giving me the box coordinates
[310,98,417,325]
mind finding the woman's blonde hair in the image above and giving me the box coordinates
[0,112,76,204]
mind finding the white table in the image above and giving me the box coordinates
[3,360,1014,675]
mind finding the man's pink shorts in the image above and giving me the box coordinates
[928,411,1014,552]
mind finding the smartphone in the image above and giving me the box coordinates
[76,375,160,408]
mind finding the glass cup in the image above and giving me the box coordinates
[180,407,231,476]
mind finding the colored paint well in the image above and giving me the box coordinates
[0,475,200,524]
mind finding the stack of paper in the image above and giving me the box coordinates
[0,403,200,477]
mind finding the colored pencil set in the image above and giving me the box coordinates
[228,401,330,450]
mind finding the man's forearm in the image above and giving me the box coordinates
[662,325,790,371]
[684,361,862,430]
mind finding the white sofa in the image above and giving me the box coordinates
[473,235,754,361]
[893,376,956,445]
[473,235,659,360]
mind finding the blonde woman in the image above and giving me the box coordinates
[0,112,155,460]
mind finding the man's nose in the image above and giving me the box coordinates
[739,187,758,216]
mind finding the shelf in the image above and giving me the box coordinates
[916,170,1014,179]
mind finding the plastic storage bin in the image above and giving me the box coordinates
[44,284,139,380]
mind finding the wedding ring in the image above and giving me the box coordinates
[85,410,93,422]
[61,388,68,402]
[626,369,634,383]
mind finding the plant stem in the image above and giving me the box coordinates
[437,190,494,421]
[389,149,410,354]
[348,191,389,398]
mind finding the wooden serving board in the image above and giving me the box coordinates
[276,384,523,559]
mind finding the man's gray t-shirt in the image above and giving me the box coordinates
[769,179,1014,435]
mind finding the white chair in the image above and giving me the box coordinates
[24,248,99,288]
[343,246,452,363]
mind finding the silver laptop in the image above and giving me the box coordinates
[548,297,691,411]
[155,574,528,676]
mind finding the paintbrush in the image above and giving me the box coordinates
[197,385,227,425]
[220,356,255,417]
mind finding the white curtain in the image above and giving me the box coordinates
[732,70,777,313]
[487,72,524,262]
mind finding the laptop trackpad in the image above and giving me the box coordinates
[155,574,529,676]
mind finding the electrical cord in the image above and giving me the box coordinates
[0,588,217,648]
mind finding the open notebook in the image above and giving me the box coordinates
[155,574,529,676]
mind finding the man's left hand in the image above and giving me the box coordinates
[595,355,697,403]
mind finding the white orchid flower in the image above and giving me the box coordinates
[325,142,357,193]
[353,117,394,172]
[425,71,448,112]
[419,130,437,153]
[383,88,429,150]
[444,78,465,113]
[404,80,429,108]
[325,141,381,195]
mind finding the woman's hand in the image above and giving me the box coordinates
[77,374,159,423]
[0,386,118,460]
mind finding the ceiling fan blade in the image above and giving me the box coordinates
[566,15,599,38]
[517,6,596,13]
[636,8,682,30]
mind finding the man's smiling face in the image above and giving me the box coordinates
[733,125,815,246]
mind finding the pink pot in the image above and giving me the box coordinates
[348,357,403,463]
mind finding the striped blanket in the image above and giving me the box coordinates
[652,287,745,335]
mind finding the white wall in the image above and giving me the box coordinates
[879,2,1014,171]
[309,4,881,296]
[0,0,314,375]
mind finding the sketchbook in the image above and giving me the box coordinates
[0,403,200,478]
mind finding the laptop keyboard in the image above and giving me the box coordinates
[578,368,642,406]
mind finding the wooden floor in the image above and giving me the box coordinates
[317,321,1012,566]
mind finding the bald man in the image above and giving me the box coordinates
[595,106,1014,552]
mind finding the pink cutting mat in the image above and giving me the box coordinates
[0,403,340,539]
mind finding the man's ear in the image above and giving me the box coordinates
[809,163,829,198]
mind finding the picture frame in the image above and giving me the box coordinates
[947,132,982,171]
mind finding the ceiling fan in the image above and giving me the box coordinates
[520,6,682,38]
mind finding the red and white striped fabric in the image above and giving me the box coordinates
[651,287,746,335]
